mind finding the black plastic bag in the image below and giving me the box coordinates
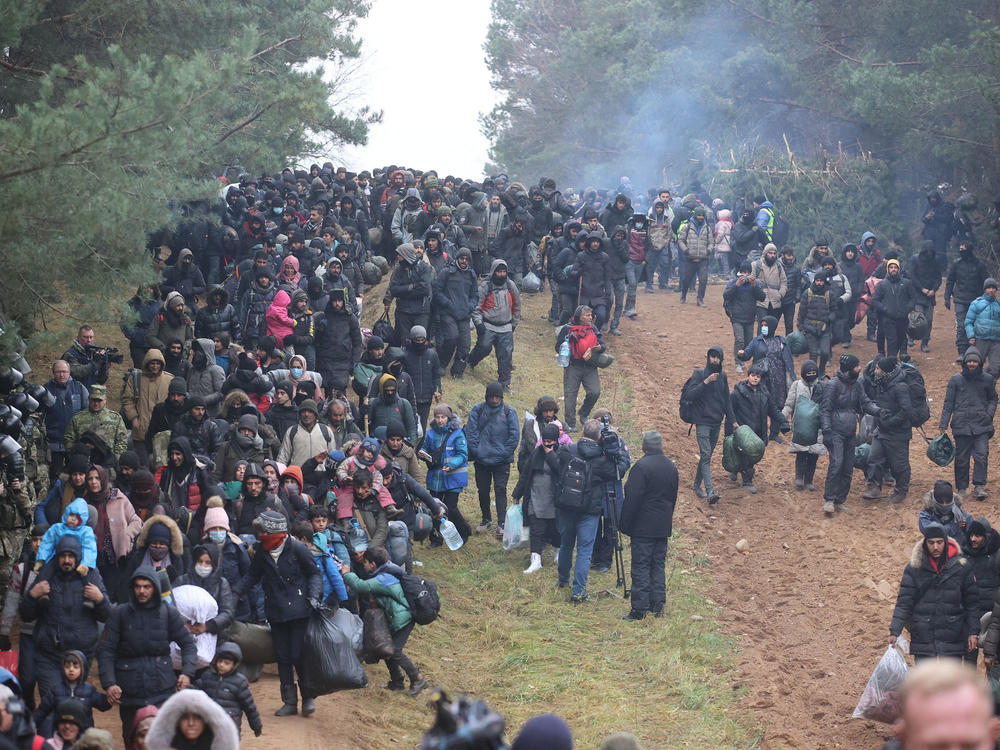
[362,605,395,661]
[300,607,368,696]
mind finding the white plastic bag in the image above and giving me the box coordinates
[170,584,219,670]
[853,636,909,722]
[501,504,530,550]
[520,271,542,293]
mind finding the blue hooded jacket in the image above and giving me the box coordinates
[37,498,98,569]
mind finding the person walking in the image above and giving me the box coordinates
[465,382,519,535]
[619,431,677,621]
[681,346,737,506]
[939,346,998,501]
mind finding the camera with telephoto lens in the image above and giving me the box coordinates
[84,343,124,365]
[598,414,619,455]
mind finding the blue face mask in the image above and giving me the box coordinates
[760,326,769,336]
[272,206,282,214]
[290,367,304,379]
[208,530,227,545]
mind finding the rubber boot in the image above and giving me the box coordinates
[275,683,298,716]
[300,685,315,717]
[524,552,542,574]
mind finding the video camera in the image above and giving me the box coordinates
[598,414,619,455]
[84,343,124,365]
[420,689,507,750]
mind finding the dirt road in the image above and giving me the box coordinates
[614,281,971,748]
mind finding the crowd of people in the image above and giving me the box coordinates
[0,160,997,748]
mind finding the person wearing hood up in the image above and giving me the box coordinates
[469,259,521,391]
[265,290,295,346]
[919,480,973,549]
[945,239,990,361]
[434,247,478,378]
[34,653,109,738]
[680,346,737,506]
[121,285,161,368]
[910,241,942,353]
[146,293,194,359]
[940,346,998,501]
[605,225,630,334]
[194,286,240,344]
[191,642,261,739]
[797,270,838,376]
[159,249,205,313]
[212,413,267,485]
[322,255,359,317]
[724,262,766,374]
[237,266,276,351]
[816,256,852,347]
[314,288,362,395]
[837,244,864,348]
[98,566,196,739]
[738,314,794,436]
[964,278,1000,378]
[385,242,432,345]
[390,187,427,246]
[862,357,918,504]
[872,257,916,360]
[367,375,417,445]
[122,349,173,466]
[782,360,826,495]
[568,231,611,330]
[889,523,978,662]
[974,520,1000,667]
[157,436,219,542]
[922,189,957,274]
[677,206,715,306]
[553,229,588,324]
[172,541,236,639]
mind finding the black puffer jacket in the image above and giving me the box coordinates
[172,541,235,635]
[621,451,678,539]
[780,256,802,305]
[195,287,240,341]
[555,438,618,516]
[681,346,736,427]
[403,343,442,404]
[820,370,878,438]
[731,381,786,443]
[940,349,998,436]
[571,245,611,307]
[192,642,262,735]
[495,222,531,275]
[910,246,942,304]
[964,519,1000,618]
[867,364,917,438]
[606,227,629,281]
[235,537,321,623]
[889,538,978,657]
[314,296,362,391]
[388,261,433,314]
[98,566,196,705]
[872,274,915,320]
[434,255,478,320]
[945,252,989,307]
[20,536,111,655]
[723,276,766,323]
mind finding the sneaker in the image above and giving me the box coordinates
[696,299,706,307]
[823,501,835,516]
[729,472,739,483]
[622,610,645,621]
[862,482,882,500]
[383,681,406,691]
[477,520,492,533]
[834,503,850,513]
[570,593,588,604]
[609,326,623,336]
[495,524,505,539]
[408,677,429,696]
[887,490,906,504]
[743,482,757,494]
[595,565,611,574]
[920,343,930,353]
[794,477,805,490]
[707,491,720,506]
[691,483,708,499]
[679,295,687,304]
[805,483,816,491]
[975,485,988,501]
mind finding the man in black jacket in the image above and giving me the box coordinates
[384,242,432,346]
[910,241,942,353]
[620,431,677,622]
[889,523,978,662]
[682,346,737,506]
[434,248,477,377]
[863,357,917,504]
[820,354,878,514]
[872,258,916,359]
[940,347,998,500]
[723,263,766,373]
[945,240,989,361]
[98,566,196,738]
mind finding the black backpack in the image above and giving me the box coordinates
[556,453,591,512]
[679,373,701,425]
[900,362,931,427]
[399,573,440,625]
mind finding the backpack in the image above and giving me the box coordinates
[900,362,931,427]
[679,373,702,424]
[556,452,591,512]
[398,573,440,625]
[772,214,790,248]
[286,422,331,446]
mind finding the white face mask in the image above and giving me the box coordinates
[194,564,213,578]
[760,326,769,336]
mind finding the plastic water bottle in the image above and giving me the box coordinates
[557,338,571,367]
[348,518,370,552]
[439,518,464,550]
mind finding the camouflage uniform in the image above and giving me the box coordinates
[18,416,49,504]
[0,477,34,592]
[64,400,129,458]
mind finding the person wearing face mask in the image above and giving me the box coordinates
[940,347,998,501]
[918,480,973,549]
[797,271,837,376]
[782,360,826,495]
[945,240,989,362]
[172,542,235,639]
[820,354,878,515]
[862,357,919,505]
[402,326,442,434]
[118,516,190,603]
[737,314,794,440]
[681,346,738,506]
[751,243,787,323]
[199,501,252,623]
[367,375,417,445]
[212,414,266,485]
[384,242,433,346]
[872,258,916,360]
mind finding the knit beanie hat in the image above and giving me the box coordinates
[147,522,172,546]
[933,480,954,504]
[641,430,663,452]
[253,509,287,534]
[877,356,897,372]
[118,451,140,471]
[839,353,860,372]
[387,420,406,439]
[433,403,453,418]
[540,423,560,442]
[298,399,319,416]
[203,504,231,532]
[67,453,90,475]
[275,380,295,403]
[486,381,504,400]
[168,379,187,396]
[922,521,947,540]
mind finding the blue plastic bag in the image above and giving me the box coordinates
[502,504,529,550]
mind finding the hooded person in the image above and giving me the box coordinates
[157,436,219,543]
[128,469,170,522]
[121,349,174,460]
[119,514,190,601]
[862,356,919,504]
[751,243,787,320]
[681,346,736,505]
[909,241,942,352]
[367,374,417,445]
[469,259,521,390]
[919,480,973,549]
[184,339,225,417]
[144,378,189,455]
[517,395,571,471]
[190,642,262,739]
[284,290,318,368]
[385,241,433,345]
[433,246,478,377]
[237,267,277,351]
[797,270,837,375]
[737,313,794,436]
[170,394,223,459]
[314,287,362,395]
[83,465,143,597]
[837,244,864,347]
[465,382,520,533]
[143,688,238,750]
[212,414,267,484]
[888,522,979,661]
[229,463,288,536]
[322,256,359,316]
[172,541,235,637]
[146,292,194,358]
[568,232,612,329]
[970,519,1000,655]
[783,359,827,496]
[265,289,295,345]
[939,346,998,501]
[512,422,565,574]
[161,338,190,379]
[945,238,990,360]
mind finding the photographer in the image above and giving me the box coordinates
[62,327,111,389]
[589,408,631,575]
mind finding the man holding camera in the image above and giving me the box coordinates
[62,326,111,389]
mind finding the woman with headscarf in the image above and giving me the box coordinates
[125,704,157,750]
[118,514,190,601]
[782,360,828,494]
[172,541,235,639]
[737,314,795,441]
[84,465,143,601]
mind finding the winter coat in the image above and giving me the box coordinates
[160,249,206,311]
[606,230,629,281]
[872,275,916,320]
[965,294,1000,341]
[21,537,111,655]
[857,235,882,277]
[98,566,197,705]
[172,542,235,635]
[555,439,618,516]
[918,491,973,550]
[494,224,531,275]
[184,339,226,413]
[570,248,611,307]
[621,451,678,539]
[782,379,826,454]
[195,287,240,342]
[889,538,978,657]
[820,370,878,438]
[421,416,469,493]
[723,277,766,323]
[314,303,362,390]
[731,219,761,262]
[838,253,864,303]
[714,212,733,254]
[910,247,942,306]
[43,377,88,450]
[922,192,957,247]
[118,514,191,601]
[751,258,787,309]
[946,253,989,307]
[465,400,519,465]
[738,334,795,377]
[192,643,262,735]
[237,279,277,346]
[146,296,195,356]
[33,659,111,731]
[171,413,224,458]
[434,258,478,321]
[265,290,295,342]
[682,346,736,427]
[368,386,417,444]
[403,345,442,405]
[277,421,336,467]
[677,218,715,261]
[121,294,160,352]
[212,432,267,484]
[512,444,561,518]
[145,686,239,750]
[647,203,674,250]
[871,365,917,438]
[940,355,998,436]
[473,260,521,332]
[731,381,786,442]
[599,197,632,234]
[121,349,174,442]
[388,262,433,315]
[627,227,651,263]
[235,538,321,623]
[342,565,412,632]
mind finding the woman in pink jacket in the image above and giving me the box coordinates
[84,465,143,598]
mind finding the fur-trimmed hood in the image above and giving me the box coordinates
[145,688,239,750]
[909,537,965,568]
[220,389,250,421]
[135,513,185,556]
[922,489,964,512]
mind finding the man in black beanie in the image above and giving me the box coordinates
[863,356,918,504]
[820,353,878,514]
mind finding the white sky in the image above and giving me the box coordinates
[334,0,499,180]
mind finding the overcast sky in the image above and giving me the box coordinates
[334,0,499,179]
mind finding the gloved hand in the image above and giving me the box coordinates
[475,323,486,338]
[0,635,12,651]
[308,598,324,611]
[254,728,263,738]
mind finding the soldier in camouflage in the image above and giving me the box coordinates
[63,385,128,458]
[0,474,34,592]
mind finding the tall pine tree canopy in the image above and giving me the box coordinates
[0,0,375,351]
[483,0,1000,238]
